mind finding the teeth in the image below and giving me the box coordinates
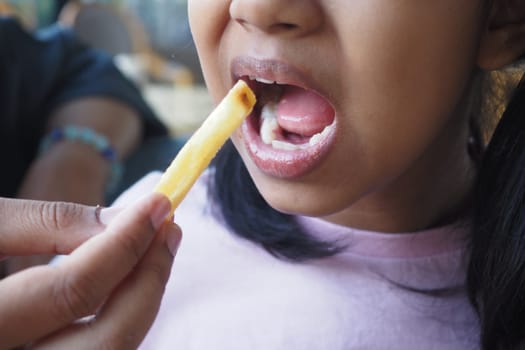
[259,101,335,150]
[248,76,276,84]
[256,77,276,84]
[260,103,279,144]
[272,123,334,151]
[309,123,334,146]
[271,140,302,151]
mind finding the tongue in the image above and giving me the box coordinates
[276,86,335,137]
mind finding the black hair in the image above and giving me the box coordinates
[210,140,343,261]
[467,71,525,349]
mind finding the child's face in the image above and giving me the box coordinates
[189,0,486,231]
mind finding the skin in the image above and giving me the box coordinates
[0,193,181,349]
[8,97,143,274]
[189,0,490,232]
[18,97,142,208]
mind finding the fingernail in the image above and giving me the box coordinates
[98,206,122,226]
[165,224,182,256]
[151,197,172,231]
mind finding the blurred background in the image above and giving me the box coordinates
[0,0,212,137]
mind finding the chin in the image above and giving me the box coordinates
[251,177,343,218]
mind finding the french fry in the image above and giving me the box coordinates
[154,80,256,213]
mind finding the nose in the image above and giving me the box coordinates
[230,0,323,36]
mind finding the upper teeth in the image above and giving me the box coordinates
[249,76,276,84]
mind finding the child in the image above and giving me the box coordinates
[122,0,525,349]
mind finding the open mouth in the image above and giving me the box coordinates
[239,76,337,178]
[244,77,336,150]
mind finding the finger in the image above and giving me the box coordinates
[94,223,181,346]
[0,197,121,257]
[0,193,171,349]
[33,223,182,350]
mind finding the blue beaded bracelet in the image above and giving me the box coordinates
[39,126,123,194]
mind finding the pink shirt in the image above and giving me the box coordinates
[117,172,480,350]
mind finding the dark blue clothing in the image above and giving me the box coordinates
[0,17,167,197]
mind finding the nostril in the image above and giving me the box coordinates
[236,18,248,26]
[279,23,298,30]
[230,0,323,36]
[235,18,299,33]
[264,22,299,34]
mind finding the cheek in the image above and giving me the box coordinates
[188,0,226,41]
[335,1,483,157]
[188,0,230,100]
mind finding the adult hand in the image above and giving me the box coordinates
[11,140,112,274]
[0,193,181,350]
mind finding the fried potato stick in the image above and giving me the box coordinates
[154,80,256,214]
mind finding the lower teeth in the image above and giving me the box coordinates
[260,102,279,145]
[271,140,303,151]
[259,102,333,151]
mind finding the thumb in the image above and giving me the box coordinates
[0,197,120,257]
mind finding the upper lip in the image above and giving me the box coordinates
[230,56,323,94]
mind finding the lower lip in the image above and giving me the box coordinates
[241,114,337,178]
